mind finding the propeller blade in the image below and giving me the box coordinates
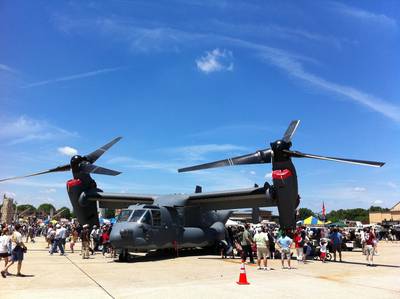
[282,120,300,143]
[283,150,385,168]
[0,164,71,183]
[80,163,121,176]
[85,137,122,163]
[178,149,272,173]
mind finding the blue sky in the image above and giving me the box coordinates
[1,0,399,213]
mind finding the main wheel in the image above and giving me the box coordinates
[118,249,129,262]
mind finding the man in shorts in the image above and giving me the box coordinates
[3,224,27,277]
[277,231,293,269]
[253,227,270,270]
[0,228,12,278]
[365,227,376,266]
[330,228,343,262]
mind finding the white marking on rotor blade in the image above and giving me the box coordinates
[92,166,99,173]
[228,158,234,166]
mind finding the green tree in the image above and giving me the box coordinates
[326,208,369,223]
[37,203,56,215]
[55,207,72,219]
[298,208,315,220]
[369,206,390,212]
[17,204,36,213]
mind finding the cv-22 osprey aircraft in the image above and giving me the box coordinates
[0,121,384,261]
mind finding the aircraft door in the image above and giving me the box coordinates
[149,209,167,247]
[165,207,184,247]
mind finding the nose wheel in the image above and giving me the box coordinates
[118,249,129,262]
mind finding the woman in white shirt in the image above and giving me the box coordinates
[0,228,12,278]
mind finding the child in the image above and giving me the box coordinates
[320,239,327,263]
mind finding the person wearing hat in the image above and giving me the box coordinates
[91,225,100,251]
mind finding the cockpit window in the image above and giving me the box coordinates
[117,209,132,222]
[151,210,161,226]
[141,210,152,225]
[129,209,146,222]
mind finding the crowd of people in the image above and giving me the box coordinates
[0,219,114,279]
[220,222,389,269]
[0,218,398,278]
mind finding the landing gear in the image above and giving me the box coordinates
[118,249,129,262]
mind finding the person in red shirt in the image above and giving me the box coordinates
[294,227,304,263]
[101,226,110,256]
[365,227,376,266]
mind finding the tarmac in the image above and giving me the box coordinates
[1,238,399,299]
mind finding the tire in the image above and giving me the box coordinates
[118,249,129,262]
[326,253,332,261]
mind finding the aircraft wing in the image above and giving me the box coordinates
[79,191,156,209]
[185,186,276,210]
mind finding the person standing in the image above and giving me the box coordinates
[3,224,27,277]
[277,231,293,269]
[294,228,304,263]
[240,224,254,264]
[81,224,90,259]
[90,225,100,251]
[60,225,67,252]
[319,238,327,263]
[330,228,343,262]
[51,224,65,255]
[253,227,270,270]
[69,227,79,253]
[267,229,276,260]
[0,228,12,278]
[360,228,367,255]
[365,227,376,266]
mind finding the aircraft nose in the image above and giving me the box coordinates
[110,225,134,248]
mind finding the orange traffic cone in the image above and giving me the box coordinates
[236,263,250,285]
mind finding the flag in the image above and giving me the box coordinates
[322,202,326,218]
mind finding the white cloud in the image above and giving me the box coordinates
[331,2,397,29]
[249,171,256,175]
[372,199,383,205]
[0,115,78,145]
[265,172,272,180]
[1,191,16,199]
[353,187,366,192]
[255,44,400,122]
[58,146,78,156]
[196,48,234,74]
[51,16,400,122]
[386,182,398,189]
[41,188,57,194]
[22,67,124,88]
[107,156,178,173]
[0,64,17,74]
[171,144,247,162]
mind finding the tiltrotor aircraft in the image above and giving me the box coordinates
[0,121,384,261]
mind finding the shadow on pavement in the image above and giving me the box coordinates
[330,260,400,268]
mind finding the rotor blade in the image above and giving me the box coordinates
[0,164,71,183]
[283,150,385,168]
[85,137,122,163]
[178,149,272,173]
[80,163,121,176]
[282,120,300,143]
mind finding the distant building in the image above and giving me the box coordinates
[1,194,15,224]
[369,201,400,224]
[230,209,272,223]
